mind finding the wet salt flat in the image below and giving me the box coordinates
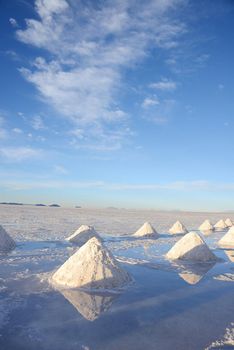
[0,205,234,350]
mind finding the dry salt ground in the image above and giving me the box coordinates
[0,205,234,350]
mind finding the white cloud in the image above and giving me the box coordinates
[149,78,177,91]
[151,116,168,124]
[54,164,68,175]
[9,18,18,28]
[143,99,176,124]
[12,128,23,134]
[0,128,7,139]
[70,128,85,140]
[31,115,45,130]
[142,97,159,108]
[0,116,8,139]
[0,147,42,161]
[2,179,234,192]
[16,0,186,149]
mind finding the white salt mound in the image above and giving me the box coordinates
[214,219,227,230]
[169,220,188,234]
[166,231,217,262]
[227,226,234,234]
[133,222,158,238]
[66,225,101,245]
[52,237,131,290]
[0,225,15,252]
[225,218,233,227]
[199,219,214,231]
[218,228,234,246]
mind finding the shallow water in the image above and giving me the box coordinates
[0,205,234,349]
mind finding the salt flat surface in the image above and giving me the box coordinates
[0,205,234,350]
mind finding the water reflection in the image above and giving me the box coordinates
[224,250,234,262]
[59,288,119,321]
[176,261,216,285]
[201,230,213,237]
[205,322,234,349]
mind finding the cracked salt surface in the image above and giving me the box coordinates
[0,205,234,350]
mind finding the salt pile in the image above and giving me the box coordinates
[52,237,131,289]
[166,231,217,262]
[60,289,116,321]
[218,227,234,246]
[199,219,214,231]
[225,218,233,227]
[226,225,234,234]
[169,220,188,234]
[0,225,15,252]
[133,222,158,238]
[214,219,227,230]
[66,225,101,245]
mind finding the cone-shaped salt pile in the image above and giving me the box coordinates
[169,220,188,234]
[166,231,217,262]
[199,220,214,232]
[227,226,234,234]
[66,225,101,245]
[214,219,227,230]
[52,237,131,289]
[225,218,233,227]
[133,222,158,238]
[218,227,234,246]
[0,225,15,252]
[60,289,117,321]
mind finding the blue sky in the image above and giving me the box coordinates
[0,0,234,210]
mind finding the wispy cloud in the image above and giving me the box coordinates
[0,116,8,139]
[9,18,18,28]
[0,128,7,139]
[149,78,177,91]
[142,97,160,108]
[54,164,68,175]
[12,128,23,134]
[31,115,45,130]
[142,98,176,124]
[2,179,234,192]
[16,0,186,149]
[0,147,42,161]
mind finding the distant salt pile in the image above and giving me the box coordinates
[0,225,15,252]
[218,227,234,246]
[214,219,227,230]
[169,220,188,234]
[66,225,101,245]
[133,222,158,238]
[52,237,131,290]
[199,220,214,232]
[166,231,217,262]
[225,218,233,227]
